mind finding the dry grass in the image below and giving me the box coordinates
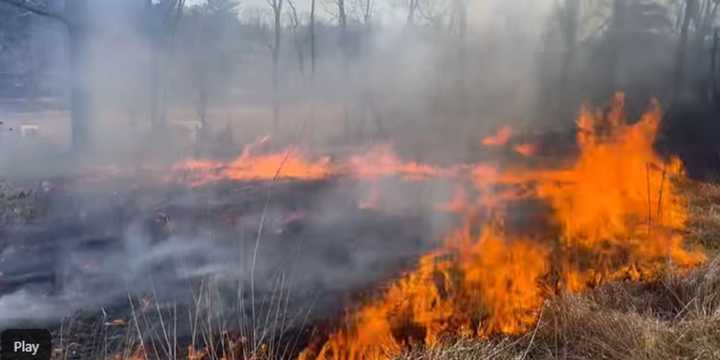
[396,256,720,360]
[685,180,720,252]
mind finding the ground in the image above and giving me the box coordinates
[1,178,719,360]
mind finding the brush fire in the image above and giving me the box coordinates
[297,94,705,359]
[3,1,720,358]
[70,94,718,357]
[0,93,711,359]
[0,91,711,359]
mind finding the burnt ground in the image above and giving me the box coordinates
[0,173,456,358]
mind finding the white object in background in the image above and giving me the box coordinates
[20,124,40,137]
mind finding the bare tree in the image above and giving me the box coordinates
[0,0,92,150]
[559,0,580,97]
[354,0,383,138]
[674,0,697,98]
[266,0,284,133]
[415,0,451,30]
[309,0,316,80]
[607,0,626,96]
[287,0,305,77]
[361,0,373,27]
[406,0,418,28]
[0,0,188,149]
[148,0,186,132]
[712,29,720,107]
[336,0,348,69]
[449,0,467,117]
[690,0,720,90]
[692,0,720,52]
[334,0,351,136]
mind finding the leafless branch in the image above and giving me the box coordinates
[0,0,68,24]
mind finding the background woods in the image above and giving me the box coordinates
[0,0,718,167]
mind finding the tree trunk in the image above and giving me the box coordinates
[305,0,317,149]
[27,45,38,99]
[712,29,719,108]
[674,0,696,99]
[295,37,305,77]
[607,0,626,96]
[338,0,347,38]
[692,0,717,65]
[150,44,162,130]
[560,0,580,98]
[68,27,91,150]
[406,0,417,29]
[310,0,316,80]
[337,0,351,138]
[0,0,92,150]
[198,82,208,127]
[287,0,305,77]
[363,0,371,27]
[688,0,717,98]
[453,0,467,118]
[151,0,185,132]
[272,0,283,134]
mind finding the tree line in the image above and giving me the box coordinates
[0,0,718,152]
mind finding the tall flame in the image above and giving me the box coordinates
[300,95,705,359]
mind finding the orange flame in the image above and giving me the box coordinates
[481,125,513,146]
[514,143,537,157]
[300,95,705,359]
[300,223,549,360]
[172,137,331,186]
[348,145,447,181]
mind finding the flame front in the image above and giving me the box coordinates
[348,145,449,181]
[300,95,705,359]
[172,143,331,186]
[172,142,452,186]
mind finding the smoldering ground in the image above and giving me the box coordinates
[0,173,456,331]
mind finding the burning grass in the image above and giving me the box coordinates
[299,94,707,359]
[7,95,720,360]
[171,136,332,186]
[395,255,720,360]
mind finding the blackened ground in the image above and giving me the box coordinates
[0,174,454,357]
